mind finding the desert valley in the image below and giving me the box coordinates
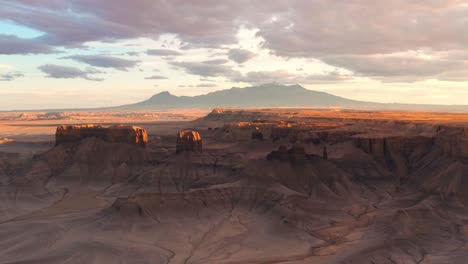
[0,106,467,264]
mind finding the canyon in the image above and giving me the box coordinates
[0,109,467,264]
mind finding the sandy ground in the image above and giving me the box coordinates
[0,109,467,264]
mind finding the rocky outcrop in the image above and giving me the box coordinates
[323,146,328,160]
[0,137,13,144]
[353,136,434,157]
[288,145,307,164]
[352,136,434,173]
[251,129,264,141]
[176,130,202,154]
[352,127,468,162]
[267,145,308,164]
[55,124,148,147]
[435,127,468,160]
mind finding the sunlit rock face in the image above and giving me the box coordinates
[55,124,148,147]
[176,130,202,153]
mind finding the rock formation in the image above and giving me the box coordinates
[176,130,202,154]
[251,129,264,141]
[55,124,148,147]
[267,145,308,164]
[323,146,328,160]
[288,145,307,164]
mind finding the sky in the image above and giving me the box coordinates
[0,0,468,110]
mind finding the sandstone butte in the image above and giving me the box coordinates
[176,130,202,154]
[55,124,148,147]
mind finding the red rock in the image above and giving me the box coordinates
[55,124,148,147]
[176,130,202,154]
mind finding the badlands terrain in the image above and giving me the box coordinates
[0,109,467,264]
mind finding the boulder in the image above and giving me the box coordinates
[176,130,202,154]
[55,124,148,147]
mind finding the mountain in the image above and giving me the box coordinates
[113,83,468,112]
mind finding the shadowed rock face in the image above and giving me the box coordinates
[56,124,148,147]
[267,145,309,164]
[176,130,202,153]
[251,129,264,141]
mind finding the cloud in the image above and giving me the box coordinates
[38,64,103,81]
[144,75,168,80]
[196,83,217,87]
[171,59,352,85]
[228,48,257,63]
[3,1,468,83]
[170,61,236,77]
[232,70,353,84]
[321,54,468,82]
[0,72,24,81]
[257,1,468,57]
[0,34,54,54]
[4,1,468,58]
[0,0,279,48]
[202,59,229,65]
[146,49,181,56]
[65,55,139,71]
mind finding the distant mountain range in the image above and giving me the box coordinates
[5,84,468,112]
[110,84,468,112]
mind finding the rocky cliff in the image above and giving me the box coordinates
[176,130,202,153]
[55,124,148,147]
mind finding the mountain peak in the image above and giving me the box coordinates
[156,91,173,96]
[150,91,176,99]
[113,83,468,111]
[122,84,350,110]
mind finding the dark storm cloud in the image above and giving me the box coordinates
[228,48,257,63]
[0,72,24,81]
[65,55,139,71]
[38,64,103,81]
[144,75,168,80]
[0,35,54,55]
[146,49,182,56]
